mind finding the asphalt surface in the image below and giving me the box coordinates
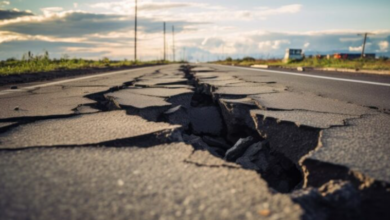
[1,64,389,220]
[210,64,390,110]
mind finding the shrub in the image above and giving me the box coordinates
[242,56,255,62]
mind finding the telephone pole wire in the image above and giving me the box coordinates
[134,0,137,61]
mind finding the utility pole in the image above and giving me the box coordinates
[358,33,374,58]
[172,25,175,62]
[134,0,137,61]
[163,22,166,61]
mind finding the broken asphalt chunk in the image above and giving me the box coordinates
[125,87,193,98]
[236,141,270,172]
[164,106,190,129]
[185,148,240,168]
[251,109,358,129]
[306,113,390,184]
[251,92,370,115]
[106,90,171,109]
[224,137,257,162]
[0,86,105,118]
[183,134,224,157]
[215,86,282,96]
[0,111,180,149]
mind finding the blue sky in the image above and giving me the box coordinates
[0,0,389,61]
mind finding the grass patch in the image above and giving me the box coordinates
[216,57,390,71]
[0,52,183,76]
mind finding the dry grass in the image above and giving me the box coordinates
[216,57,390,71]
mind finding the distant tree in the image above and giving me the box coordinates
[101,57,111,66]
[242,56,255,62]
[225,57,233,62]
[43,50,49,60]
[61,54,70,61]
[6,58,17,62]
[22,51,34,61]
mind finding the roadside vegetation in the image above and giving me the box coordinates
[0,51,183,76]
[216,56,390,71]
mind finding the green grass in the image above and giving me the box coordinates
[216,57,390,71]
[0,52,182,76]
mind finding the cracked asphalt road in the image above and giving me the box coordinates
[0,64,389,220]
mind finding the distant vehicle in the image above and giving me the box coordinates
[333,53,375,59]
[284,49,303,63]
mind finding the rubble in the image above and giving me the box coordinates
[235,141,270,172]
[224,137,257,162]
[291,181,362,220]
[164,106,190,129]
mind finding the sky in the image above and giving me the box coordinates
[0,0,389,61]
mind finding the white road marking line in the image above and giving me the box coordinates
[218,65,390,87]
[0,67,156,96]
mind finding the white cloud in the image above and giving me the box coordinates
[89,1,204,13]
[256,4,302,17]
[87,1,302,23]
[258,40,290,50]
[0,1,10,8]
[378,41,389,52]
[41,7,64,16]
[73,3,79,9]
[349,46,362,52]
[340,37,361,42]
[0,31,27,43]
[304,42,310,48]
[349,42,372,52]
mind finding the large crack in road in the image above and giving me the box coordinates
[0,64,389,220]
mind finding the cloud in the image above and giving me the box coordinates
[88,2,302,23]
[41,7,63,16]
[256,4,302,18]
[0,31,28,43]
[0,39,98,59]
[349,46,362,52]
[0,1,10,8]
[0,9,34,20]
[258,40,290,50]
[378,41,389,52]
[339,37,361,42]
[0,12,128,37]
[0,11,198,38]
[89,1,203,13]
[201,37,224,47]
[0,9,203,60]
[189,31,390,60]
